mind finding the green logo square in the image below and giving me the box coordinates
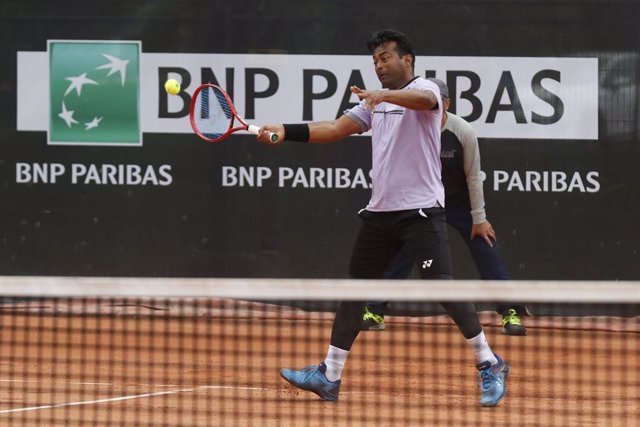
[48,40,141,146]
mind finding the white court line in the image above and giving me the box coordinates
[0,379,178,388]
[0,385,267,414]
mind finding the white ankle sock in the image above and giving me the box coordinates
[467,331,498,366]
[324,345,349,382]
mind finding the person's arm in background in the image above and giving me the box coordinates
[458,118,497,246]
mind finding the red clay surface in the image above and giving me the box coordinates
[0,300,638,426]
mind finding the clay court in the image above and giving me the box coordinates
[0,299,637,426]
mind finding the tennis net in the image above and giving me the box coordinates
[0,277,638,426]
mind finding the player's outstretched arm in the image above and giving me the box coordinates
[257,115,361,145]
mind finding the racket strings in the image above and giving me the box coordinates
[194,87,233,139]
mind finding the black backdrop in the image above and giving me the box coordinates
[1,0,639,279]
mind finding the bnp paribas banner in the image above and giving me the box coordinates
[17,40,599,145]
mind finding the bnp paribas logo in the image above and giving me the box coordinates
[48,40,141,146]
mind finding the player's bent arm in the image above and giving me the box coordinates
[381,89,438,111]
[352,86,437,111]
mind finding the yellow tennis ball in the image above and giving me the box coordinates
[164,79,181,95]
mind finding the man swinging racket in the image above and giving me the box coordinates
[258,29,510,407]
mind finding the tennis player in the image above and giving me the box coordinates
[362,78,528,336]
[258,29,510,407]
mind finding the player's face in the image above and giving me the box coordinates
[372,41,413,89]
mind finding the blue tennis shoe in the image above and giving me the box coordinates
[477,353,510,407]
[280,362,341,401]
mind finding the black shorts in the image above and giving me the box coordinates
[348,207,452,279]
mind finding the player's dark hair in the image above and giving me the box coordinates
[367,29,415,69]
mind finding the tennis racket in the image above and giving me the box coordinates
[189,84,278,143]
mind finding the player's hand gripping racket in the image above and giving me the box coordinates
[189,84,279,143]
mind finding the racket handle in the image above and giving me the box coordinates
[248,124,279,144]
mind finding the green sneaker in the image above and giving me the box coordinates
[501,308,527,336]
[361,305,385,331]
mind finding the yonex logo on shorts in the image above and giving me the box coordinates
[48,40,142,146]
[422,259,433,268]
